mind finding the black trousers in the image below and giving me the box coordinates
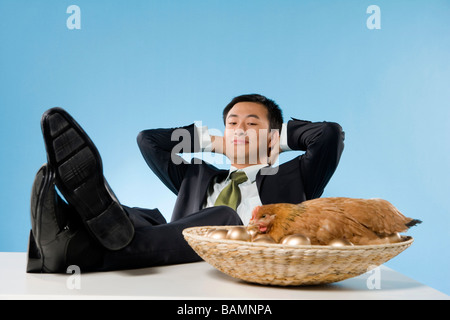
[96,205,243,271]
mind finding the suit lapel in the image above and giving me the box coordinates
[256,163,305,205]
[196,163,228,210]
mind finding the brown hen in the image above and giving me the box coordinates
[248,197,421,245]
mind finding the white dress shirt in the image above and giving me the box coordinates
[202,165,267,224]
[196,123,291,225]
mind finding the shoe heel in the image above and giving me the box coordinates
[85,201,135,251]
[26,257,43,273]
[26,231,43,273]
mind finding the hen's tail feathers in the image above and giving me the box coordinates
[405,219,422,228]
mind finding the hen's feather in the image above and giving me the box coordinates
[249,197,421,245]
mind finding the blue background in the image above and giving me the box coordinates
[1,0,449,295]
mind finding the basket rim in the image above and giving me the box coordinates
[182,225,414,250]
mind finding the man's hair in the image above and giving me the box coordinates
[222,94,283,131]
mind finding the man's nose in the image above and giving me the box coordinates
[234,125,246,136]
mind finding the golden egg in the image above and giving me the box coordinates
[208,229,228,240]
[385,232,402,243]
[252,234,276,244]
[247,227,259,239]
[280,234,311,246]
[226,226,251,241]
[328,238,354,247]
[205,228,217,237]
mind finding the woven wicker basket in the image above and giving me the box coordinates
[183,226,414,286]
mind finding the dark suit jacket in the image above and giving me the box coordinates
[137,119,345,222]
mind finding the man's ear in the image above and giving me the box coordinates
[268,129,280,149]
[267,129,281,164]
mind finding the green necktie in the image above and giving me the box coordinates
[214,171,248,210]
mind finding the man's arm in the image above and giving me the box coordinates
[190,118,345,199]
[285,118,345,199]
[137,124,200,195]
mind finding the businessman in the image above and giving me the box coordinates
[27,94,345,273]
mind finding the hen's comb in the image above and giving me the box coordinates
[251,206,261,221]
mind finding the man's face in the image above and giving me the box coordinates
[224,102,273,167]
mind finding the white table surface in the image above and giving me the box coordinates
[0,252,448,300]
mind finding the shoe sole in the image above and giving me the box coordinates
[41,108,134,251]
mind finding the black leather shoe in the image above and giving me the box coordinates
[41,108,134,251]
[27,164,76,272]
[28,164,104,273]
